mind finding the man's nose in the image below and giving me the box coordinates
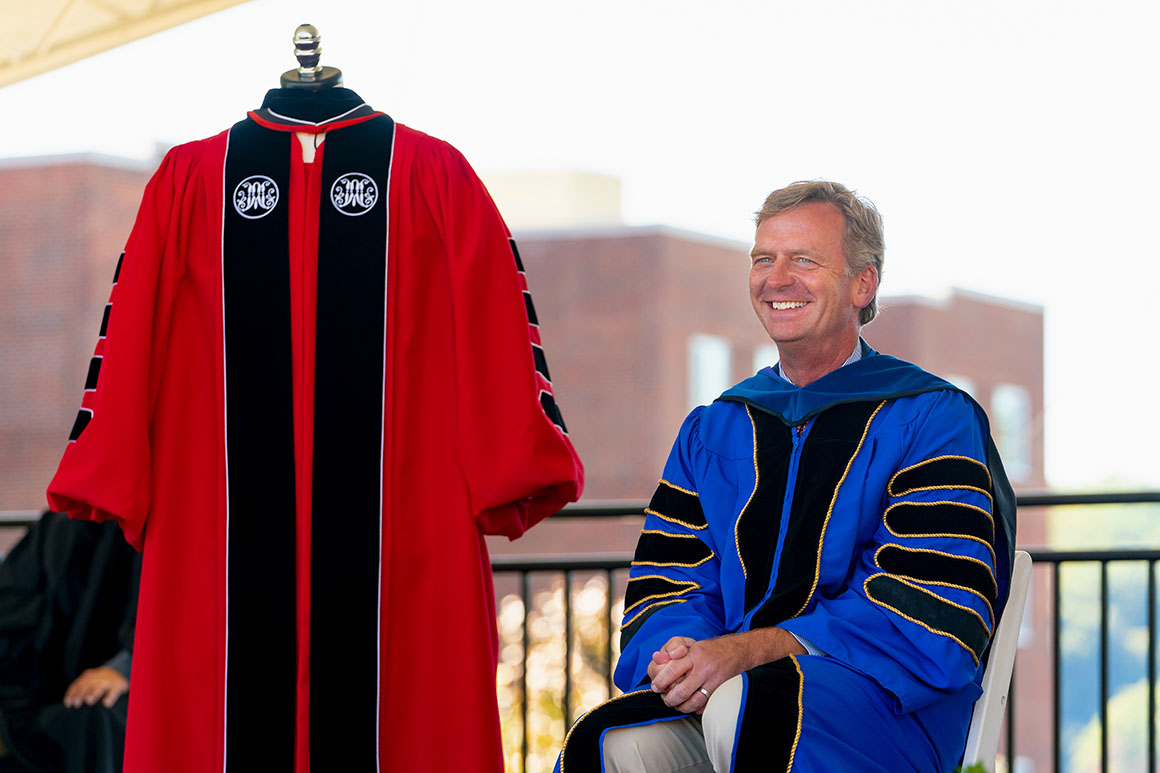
[765,258,793,287]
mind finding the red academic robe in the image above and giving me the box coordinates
[48,91,583,772]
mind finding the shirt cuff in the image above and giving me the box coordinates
[790,632,828,658]
[104,649,133,679]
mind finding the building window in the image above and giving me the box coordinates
[688,334,731,410]
[991,383,1032,483]
[753,344,779,375]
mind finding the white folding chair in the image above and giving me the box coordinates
[961,550,1033,772]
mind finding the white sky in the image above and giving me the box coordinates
[3,0,1158,489]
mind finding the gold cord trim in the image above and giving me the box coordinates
[786,655,804,772]
[623,575,702,615]
[632,530,715,569]
[620,598,685,631]
[631,557,714,569]
[892,483,993,509]
[558,689,655,773]
[872,543,997,599]
[659,479,699,497]
[881,500,997,569]
[871,546,995,626]
[646,508,709,531]
[888,455,993,502]
[734,405,761,580]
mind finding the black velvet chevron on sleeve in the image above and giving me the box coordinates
[875,545,997,609]
[631,531,714,568]
[889,456,992,498]
[865,574,991,664]
[620,599,682,646]
[646,481,707,530]
[884,501,994,545]
[623,575,699,614]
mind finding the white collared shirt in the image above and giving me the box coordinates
[771,339,864,387]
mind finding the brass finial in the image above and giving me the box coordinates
[280,24,343,89]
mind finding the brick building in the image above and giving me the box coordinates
[866,290,1046,492]
[0,154,152,515]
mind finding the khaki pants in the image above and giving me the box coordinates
[601,675,744,773]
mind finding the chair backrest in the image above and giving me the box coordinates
[961,549,1033,771]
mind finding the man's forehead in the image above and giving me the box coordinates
[753,202,845,250]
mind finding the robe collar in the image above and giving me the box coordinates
[719,344,957,426]
[249,87,381,133]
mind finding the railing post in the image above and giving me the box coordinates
[1053,561,1061,773]
[564,570,574,730]
[521,571,531,773]
[604,568,614,700]
[1100,561,1109,772]
[1150,559,1157,772]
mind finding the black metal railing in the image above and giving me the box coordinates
[1020,548,1160,773]
[0,510,39,527]
[8,494,1160,772]
[491,493,1160,773]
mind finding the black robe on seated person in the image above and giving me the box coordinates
[0,511,140,773]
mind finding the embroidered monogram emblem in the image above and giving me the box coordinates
[233,176,280,219]
[330,173,378,216]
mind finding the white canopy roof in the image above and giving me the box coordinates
[1,0,251,88]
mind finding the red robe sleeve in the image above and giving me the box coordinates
[46,148,193,550]
[419,137,584,538]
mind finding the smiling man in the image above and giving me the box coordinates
[748,196,877,385]
[555,181,1018,772]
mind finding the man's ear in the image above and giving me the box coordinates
[853,264,878,309]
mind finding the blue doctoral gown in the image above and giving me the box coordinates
[557,349,1016,772]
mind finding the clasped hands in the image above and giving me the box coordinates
[647,635,738,715]
[646,627,807,715]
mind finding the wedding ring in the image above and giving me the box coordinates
[699,687,711,698]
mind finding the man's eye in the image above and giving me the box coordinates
[794,256,816,265]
